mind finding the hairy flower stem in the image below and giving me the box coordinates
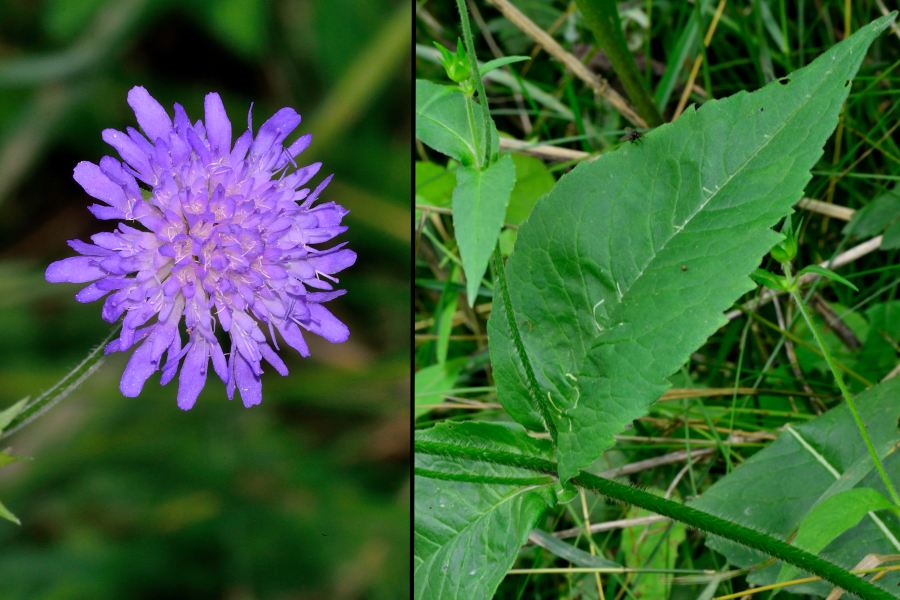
[416,438,895,600]
[1,325,120,440]
[456,0,492,166]
[785,266,900,507]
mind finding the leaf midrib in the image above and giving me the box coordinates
[416,86,477,163]
[581,53,848,366]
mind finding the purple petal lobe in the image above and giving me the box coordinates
[210,341,228,382]
[87,204,125,220]
[177,341,209,410]
[251,107,301,157]
[101,130,151,176]
[260,344,288,376]
[277,322,310,357]
[76,283,108,303]
[307,305,349,343]
[234,353,262,407]
[127,86,173,142]
[46,257,106,283]
[310,249,357,275]
[204,92,232,155]
[120,340,157,397]
[73,162,127,210]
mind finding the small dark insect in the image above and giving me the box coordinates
[680,264,688,272]
[621,128,643,144]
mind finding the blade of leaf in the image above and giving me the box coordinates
[478,55,530,77]
[882,218,900,249]
[414,421,557,600]
[414,357,467,417]
[529,528,622,568]
[415,161,456,209]
[0,398,28,434]
[776,487,896,583]
[691,377,900,596]
[797,264,859,292]
[842,184,900,239]
[0,451,22,469]
[453,153,516,306]
[0,500,19,526]
[621,503,687,598]
[488,14,896,481]
[505,154,555,226]
[415,79,497,168]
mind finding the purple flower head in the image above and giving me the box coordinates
[46,86,356,409]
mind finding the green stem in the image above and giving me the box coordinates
[463,90,482,169]
[456,0,493,166]
[416,439,895,600]
[491,248,558,440]
[0,325,119,439]
[574,0,663,127]
[785,267,900,508]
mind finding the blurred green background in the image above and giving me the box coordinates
[0,0,410,598]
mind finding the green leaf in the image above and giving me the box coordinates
[453,154,516,306]
[0,451,22,469]
[653,0,713,109]
[854,301,900,382]
[882,218,900,249]
[750,268,789,291]
[414,421,556,600]
[505,154,555,225]
[798,264,859,292]
[621,502,687,598]
[0,499,19,526]
[777,488,895,583]
[0,398,27,434]
[843,185,900,243]
[434,266,460,364]
[414,358,467,417]
[691,378,900,596]
[415,79,498,168]
[478,55,531,77]
[488,15,894,481]
[529,528,621,568]
[415,162,456,209]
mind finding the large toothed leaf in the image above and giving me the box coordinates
[691,377,900,596]
[414,422,556,600]
[488,15,895,481]
[453,154,516,306]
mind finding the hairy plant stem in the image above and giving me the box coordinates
[463,91,482,169]
[456,0,493,167]
[490,248,558,440]
[574,0,663,127]
[785,265,900,507]
[415,438,895,600]
[1,325,119,439]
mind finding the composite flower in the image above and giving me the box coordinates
[46,86,356,409]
